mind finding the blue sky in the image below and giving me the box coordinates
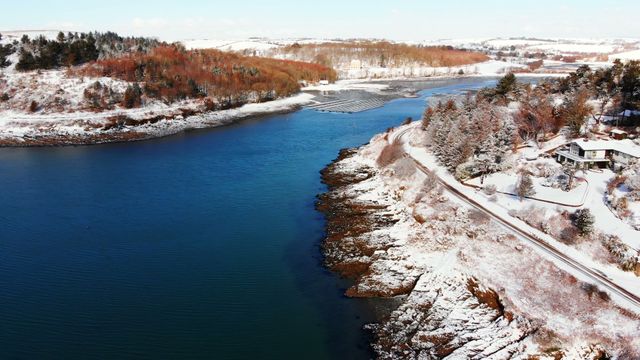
[1,0,638,41]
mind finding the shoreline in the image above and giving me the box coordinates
[0,93,316,147]
[316,126,640,358]
[0,73,563,148]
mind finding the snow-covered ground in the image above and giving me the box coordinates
[0,82,315,145]
[325,125,640,358]
[181,39,279,52]
[398,124,640,306]
[609,49,640,62]
[467,170,589,207]
[301,79,389,93]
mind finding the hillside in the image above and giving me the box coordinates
[0,31,336,145]
[265,41,489,79]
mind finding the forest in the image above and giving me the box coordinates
[268,41,489,68]
[14,31,163,71]
[77,45,337,108]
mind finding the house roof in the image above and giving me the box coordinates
[573,139,640,158]
[610,129,628,135]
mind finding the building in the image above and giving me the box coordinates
[555,138,640,170]
[610,129,628,140]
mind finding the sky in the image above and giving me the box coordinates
[1,0,639,41]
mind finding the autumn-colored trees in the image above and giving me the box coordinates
[78,45,336,107]
[515,86,563,144]
[273,41,488,68]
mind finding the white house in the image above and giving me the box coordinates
[556,138,640,170]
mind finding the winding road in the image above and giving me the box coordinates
[392,125,640,312]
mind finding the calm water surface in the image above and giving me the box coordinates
[0,78,496,359]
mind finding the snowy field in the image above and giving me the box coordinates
[467,170,589,207]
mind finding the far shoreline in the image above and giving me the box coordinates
[0,74,561,148]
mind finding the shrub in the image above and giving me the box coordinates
[0,92,9,102]
[560,226,580,244]
[377,142,404,167]
[122,83,142,108]
[28,100,38,112]
[483,184,497,196]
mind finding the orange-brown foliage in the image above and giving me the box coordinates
[279,41,488,67]
[78,45,337,106]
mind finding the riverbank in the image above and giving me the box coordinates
[0,74,556,147]
[0,92,318,146]
[317,126,640,358]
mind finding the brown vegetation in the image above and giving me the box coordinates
[77,45,336,107]
[274,41,489,68]
[377,142,405,167]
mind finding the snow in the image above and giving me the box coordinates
[609,49,640,62]
[467,171,589,207]
[301,79,388,92]
[471,60,527,76]
[398,124,640,312]
[527,43,619,54]
[583,169,640,249]
[181,39,279,52]
[0,88,314,142]
[330,125,640,357]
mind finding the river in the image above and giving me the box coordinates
[0,78,497,359]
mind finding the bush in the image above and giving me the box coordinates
[28,100,39,112]
[483,184,497,195]
[0,92,9,102]
[560,226,580,244]
[377,142,405,167]
[122,83,142,108]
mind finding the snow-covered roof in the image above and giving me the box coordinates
[572,138,640,157]
[610,129,628,134]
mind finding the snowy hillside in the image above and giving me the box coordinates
[320,126,640,358]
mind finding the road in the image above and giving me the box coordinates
[392,125,640,311]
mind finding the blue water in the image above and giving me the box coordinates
[0,78,495,359]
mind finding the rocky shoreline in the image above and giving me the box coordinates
[316,129,636,359]
[0,95,314,147]
[316,145,533,358]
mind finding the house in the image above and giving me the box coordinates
[318,80,330,86]
[610,129,629,140]
[555,138,640,170]
[350,59,362,70]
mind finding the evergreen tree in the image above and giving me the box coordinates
[496,72,517,97]
[516,172,535,201]
[574,208,595,236]
[562,162,577,190]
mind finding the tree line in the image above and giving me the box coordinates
[15,31,163,71]
[77,45,337,109]
[269,41,489,68]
